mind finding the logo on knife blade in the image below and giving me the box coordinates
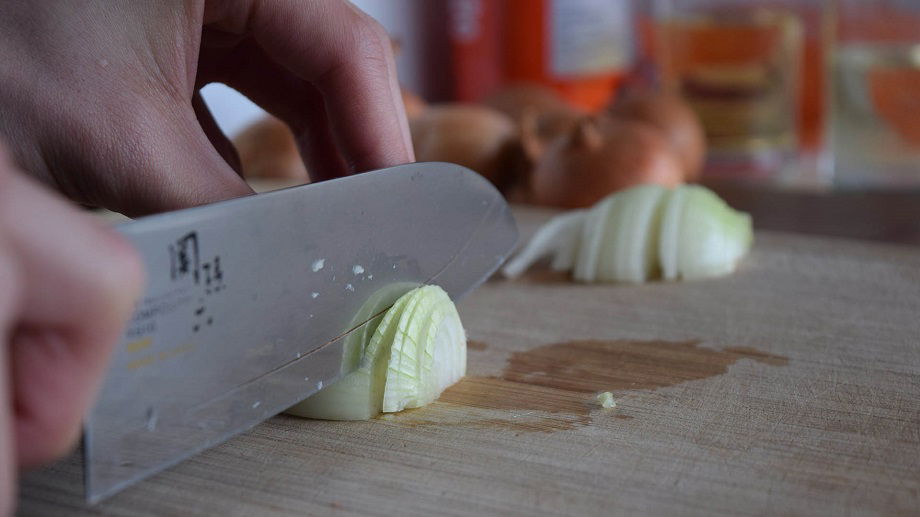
[167,231,226,333]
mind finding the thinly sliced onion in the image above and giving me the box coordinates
[501,210,586,277]
[598,184,668,283]
[674,186,753,280]
[286,285,466,420]
[339,282,420,373]
[549,211,586,272]
[596,195,622,282]
[502,184,752,283]
[383,287,466,412]
[286,290,412,420]
[658,186,687,281]
[573,197,612,282]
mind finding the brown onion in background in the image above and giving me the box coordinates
[608,91,706,182]
[233,117,309,182]
[529,117,684,208]
[482,82,577,121]
[410,104,519,190]
[485,82,585,160]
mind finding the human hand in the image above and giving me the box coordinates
[0,144,143,514]
[0,1,413,217]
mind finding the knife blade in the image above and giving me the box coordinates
[84,162,518,503]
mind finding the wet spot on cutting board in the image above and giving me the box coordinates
[387,378,592,432]
[467,340,488,351]
[502,340,789,393]
[390,339,787,433]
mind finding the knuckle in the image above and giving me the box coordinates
[344,8,392,60]
[361,17,391,49]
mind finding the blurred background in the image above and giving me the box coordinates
[207,0,920,245]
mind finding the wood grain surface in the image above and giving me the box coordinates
[18,207,920,516]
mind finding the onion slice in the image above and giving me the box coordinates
[574,198,613,283]
[673,186,753,280]
[286,285,466,420]
[597,184,668,283]
[502,184,752,283]
[658,186,687,281]
[501,210,586,277]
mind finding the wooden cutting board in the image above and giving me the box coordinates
[19,207,920,516]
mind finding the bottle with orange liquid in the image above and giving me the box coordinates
[449,0,635,112]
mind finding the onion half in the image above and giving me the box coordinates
[287,285,466,420]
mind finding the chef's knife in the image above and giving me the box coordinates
[85,162,518,503]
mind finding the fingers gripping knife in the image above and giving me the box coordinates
[84,163,518,503]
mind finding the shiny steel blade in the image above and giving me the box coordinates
[85,162,518,503]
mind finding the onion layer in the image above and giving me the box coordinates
[503,184,752,283]
[287,285,466,420]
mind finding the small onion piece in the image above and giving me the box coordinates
[596,392,616,409]
[286,285,466,420]
[502,184,752,283]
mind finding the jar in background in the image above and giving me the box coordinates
[450,0,634,111]
[831,0,920,188]
[650,0,806,184]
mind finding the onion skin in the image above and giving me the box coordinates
[482,82,577,121]
[485,82,585,162]
[480,83,589,195]
[410,104,518,189]
[233,117,308,181]
[609,92,706,182]
[518,106,583,161]
[530,117,684,209]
